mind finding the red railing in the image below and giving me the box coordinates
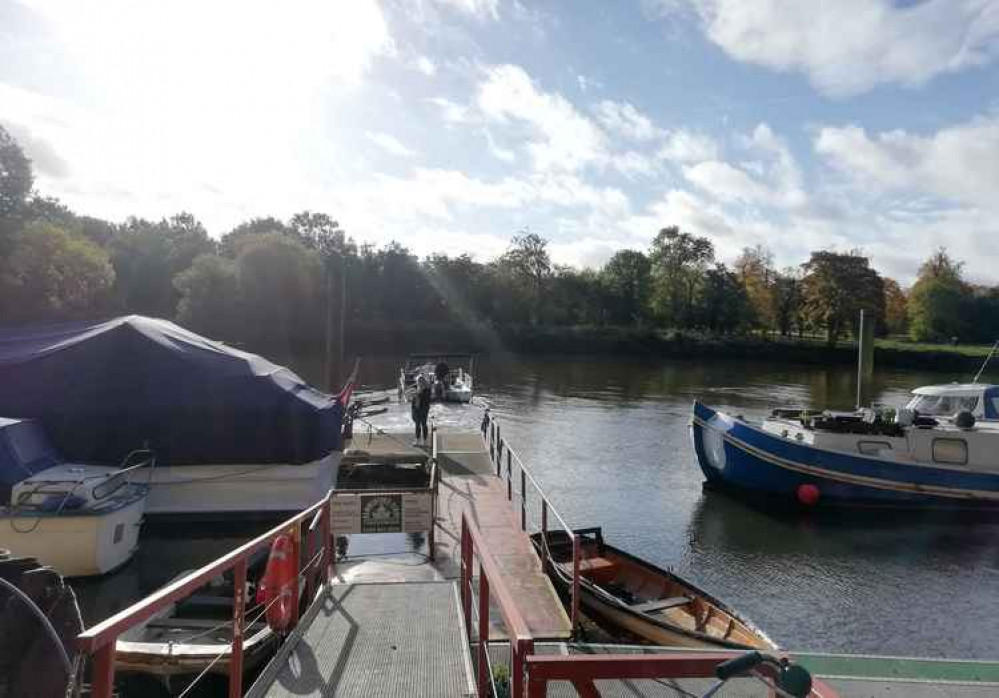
[460,511,534,697]
[76,492,335,698]
[484,413,582,638]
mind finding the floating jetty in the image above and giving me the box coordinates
[73,417,999,697]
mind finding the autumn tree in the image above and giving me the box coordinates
[734,245,778,333]
[882,278,908,336]
[800,251,884,346]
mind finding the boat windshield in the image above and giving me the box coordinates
[905,394,979,416]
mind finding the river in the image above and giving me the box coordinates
[73,355,999,660]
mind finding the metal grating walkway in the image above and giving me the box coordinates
[250,582,476,698]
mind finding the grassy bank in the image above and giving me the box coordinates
[340,322,995,374]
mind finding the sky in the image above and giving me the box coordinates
[2,0,999,284]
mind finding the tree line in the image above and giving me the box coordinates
[2,124,997,357]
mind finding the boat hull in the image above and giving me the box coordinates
[142,454,339,519]
[0,493,145,577]
[691,401,999,508]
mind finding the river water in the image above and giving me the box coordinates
[73,356,999,660]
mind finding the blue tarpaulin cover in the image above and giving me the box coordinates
[0,316,343,467]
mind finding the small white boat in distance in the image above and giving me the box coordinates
[399,353,475,403]
[0,418,150,577]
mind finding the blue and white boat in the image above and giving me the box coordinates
[691,383,999,508]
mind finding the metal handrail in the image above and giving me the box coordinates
[483,413,582,639]
[460,511,534,697]
[78,491,334,698]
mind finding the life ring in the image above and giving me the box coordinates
[257,534,296,632]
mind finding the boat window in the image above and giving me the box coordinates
[906,395,979,416]
[858,441,892,456]
[932,438,968,465]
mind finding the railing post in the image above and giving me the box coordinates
[571,535,581,639]
[520,469,527,531]
[477,573,491,697]
[513,637,534,698]
[89,643,115,698]
[507,451,513,501]
[290,524,301,629]
[496,424,501,456]
[322,493,332,585]
[541,499,548,537]
[460,516,471,632]
[228,558,247,698]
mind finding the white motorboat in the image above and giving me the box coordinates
[903,383,998,421]
[0,316,349,521]
[399,353,475,404]
[0,418,150,577]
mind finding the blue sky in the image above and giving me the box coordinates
[2,0,999,283]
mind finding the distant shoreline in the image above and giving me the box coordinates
[330,323,993,374]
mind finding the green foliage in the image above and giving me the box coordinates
[908,277,967,342]
[111,213,216,317]
[648,226,714,328]
[0,124,33,222]
[0,222,114,323]
[499,232,551,325]
[236,233,320,351]
[601,249,651,327]
[697,263,750,334]
[174,254,242,340]
[800,251,884,346]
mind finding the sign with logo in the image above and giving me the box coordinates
[331,490,433,534]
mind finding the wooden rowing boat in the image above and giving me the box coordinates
[532,528,777,650]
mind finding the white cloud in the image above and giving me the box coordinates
[414,55,437,76]
[365,131,419,158]
[427,97,473,124]
[484,131,516,163]
[814,116,999,211]
[594,100,663,141]
[657,129,719,163]
[671,0,999,97]
[684,160,772,204]
[433,0,500,21]
[609,151,660,179]
[477,64,607,172]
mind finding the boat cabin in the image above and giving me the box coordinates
[905,383,999,421]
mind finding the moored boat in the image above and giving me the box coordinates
[691,399,999,508]
[115,565,278,692]
[0,418,150,577]
[398,353,474,403]
[532,527,776,650]
[0,316,350,521]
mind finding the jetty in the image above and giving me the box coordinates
[73,415,999,697]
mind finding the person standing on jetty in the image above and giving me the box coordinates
[412,374,431,446]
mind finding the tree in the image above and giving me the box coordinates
[734,245,777,333]
[697,263,749,334]
[907,248,970,342]
[882,278,908,336]
[500,232,551,325]
[111,213,216,317]
[236,233,320,351]
[220,217,294,256]
[648,226,714,329]
[289,211,352,261]
[601,250,651,327]
[0,124,33,222]
[0,222,114,324]
[174,254,242,340]
[800,251,884,347]
[773,267,803,337]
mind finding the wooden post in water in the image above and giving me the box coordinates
[856,309,875,408]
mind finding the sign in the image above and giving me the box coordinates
[331,490,433,534]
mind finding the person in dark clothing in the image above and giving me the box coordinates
[411,375,431,446]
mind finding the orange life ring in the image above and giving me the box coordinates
[258,534,296,632]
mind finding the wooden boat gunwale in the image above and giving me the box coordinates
[532,527,777,650]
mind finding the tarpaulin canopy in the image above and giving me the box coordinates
[0,316,344,466]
